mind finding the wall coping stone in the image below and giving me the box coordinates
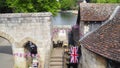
[0,12,52,18]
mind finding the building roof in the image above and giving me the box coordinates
[80,6,120,62]
[80,3,119,21]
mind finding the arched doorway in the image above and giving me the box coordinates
[0,36,13,68]
[24,41,38,68]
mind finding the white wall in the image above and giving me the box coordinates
[81,45,107,68]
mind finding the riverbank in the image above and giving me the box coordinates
[52,12,77,25]
[59,10,78,15]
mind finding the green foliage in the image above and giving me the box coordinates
[0,0,12,13]
[90,0,120,3]
[60,0,77,10]
[0,0,60,15]
[0,0,78,14]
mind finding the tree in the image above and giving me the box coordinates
[0,0,60,15]
[59,0,77,10]
[0,0,12,13]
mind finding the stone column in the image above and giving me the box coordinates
[37,48,44,68]
[13,48,27,68]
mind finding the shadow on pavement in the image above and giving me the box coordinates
[0,46,12,55]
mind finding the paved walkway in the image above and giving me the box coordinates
[0,46,14,68]
[51,48,64,57]
[0,53,14,68]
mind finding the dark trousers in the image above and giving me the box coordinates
[67,63,78,68]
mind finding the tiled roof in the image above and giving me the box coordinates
[80,6,120,62]
[80,3,119,21]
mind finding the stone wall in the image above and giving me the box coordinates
[80,45,107,68]
[0,12,52,68]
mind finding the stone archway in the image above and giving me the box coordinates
[0,31,14,44]
[19,37,38,48]
[24,41,38,68]
[18,37,40,68]
[0,32,14,68]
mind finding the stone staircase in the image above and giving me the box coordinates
[49,48,64,68]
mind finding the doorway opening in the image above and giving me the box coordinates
[107,59,120,68]
[24,41,38,68]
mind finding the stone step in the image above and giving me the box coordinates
[49,48,64,68]
[49,62,63,66]
[50,58,63,62]
[51,54,63,57]
[51,56,63,58]
[49,66,63,68]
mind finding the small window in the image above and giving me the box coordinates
[84,22,89,34]
[84,21,102,35]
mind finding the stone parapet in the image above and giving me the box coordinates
[0,12,52,18]
[0,12,51,24]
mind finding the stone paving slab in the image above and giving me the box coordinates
[51,48,64,57]
[50,58,63,62]
[0,53,14,68]
[49,66,63,68]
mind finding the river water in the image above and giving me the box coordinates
[52,12,77,25]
